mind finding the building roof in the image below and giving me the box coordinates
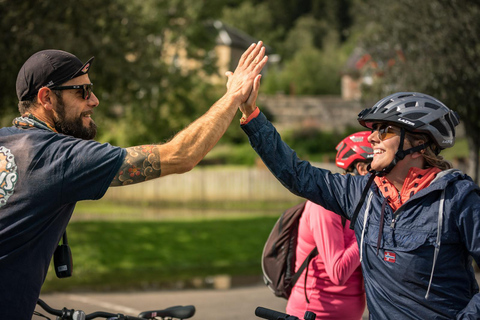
[210,20,274,54]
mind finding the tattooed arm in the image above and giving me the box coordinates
[110,41,268,187]
[110,145,162,186]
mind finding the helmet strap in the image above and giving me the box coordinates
[350,132,431,231]
[371,128,431,177]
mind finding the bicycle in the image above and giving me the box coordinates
[255,306,316,320]
[35,298,195,320]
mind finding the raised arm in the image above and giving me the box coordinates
[110,42,268,186]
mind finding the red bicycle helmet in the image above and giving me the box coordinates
[335,131,373,171]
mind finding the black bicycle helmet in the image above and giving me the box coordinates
[358,92,460,150]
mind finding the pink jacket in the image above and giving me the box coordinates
[286,201,366,320]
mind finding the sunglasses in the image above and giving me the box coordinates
[371,124,399,141]
[51,83,93,100]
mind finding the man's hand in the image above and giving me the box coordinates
[225,41,268,104]
[111,42,268,184]
[226,71,262,118]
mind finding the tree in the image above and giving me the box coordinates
[353,0,480,182]
[1,0,224,146]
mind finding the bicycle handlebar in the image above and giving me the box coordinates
[37,298,195,319]
[255,307,300,320]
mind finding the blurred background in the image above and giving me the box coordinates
[2,0,479,294]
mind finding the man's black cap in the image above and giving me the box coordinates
[16,50,94,101]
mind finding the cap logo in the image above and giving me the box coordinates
[81,63,91,74]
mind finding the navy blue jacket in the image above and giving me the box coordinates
[243,112,480,319]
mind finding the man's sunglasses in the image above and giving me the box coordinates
[371,124,399,141]
[51,83,93,100]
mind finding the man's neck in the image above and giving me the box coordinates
[26,109,55,129]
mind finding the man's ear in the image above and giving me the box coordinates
[37,87,55,111]
[356,162,369,176]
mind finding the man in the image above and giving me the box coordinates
[0,42,267,319]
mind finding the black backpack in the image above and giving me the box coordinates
[261,201,346,302]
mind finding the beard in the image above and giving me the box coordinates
[53,96,97,140]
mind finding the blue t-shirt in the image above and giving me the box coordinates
[0,126,126,319]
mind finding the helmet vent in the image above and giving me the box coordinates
[398,94,414,99]
[405,112,428,120]
[405,102,416,108]
[342,149,357,159]
[379,99,394,111]
[361,146,373,154]
[425,102,440,110]
[431,119,449,136]
[336,142,347,153]
[445,113,457,136]
[386,108,398,114]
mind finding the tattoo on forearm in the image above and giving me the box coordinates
[111,145,162,186]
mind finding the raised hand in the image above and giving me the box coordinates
[225,41,268,104]
[226,72,262,118]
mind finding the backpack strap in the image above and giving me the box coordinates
[290,215,347,303]
[290,247,318,303]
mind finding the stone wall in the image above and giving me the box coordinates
[257,94,367,133]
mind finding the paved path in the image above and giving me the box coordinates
[34,273,480,319]
[35,284,289,320]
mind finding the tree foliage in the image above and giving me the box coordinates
[1,0,224,146]
[352,0,480,181]
[221,0,355,96]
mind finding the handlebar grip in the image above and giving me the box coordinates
[255,307,300,320]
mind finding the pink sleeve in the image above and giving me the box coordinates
[306,201,360,286]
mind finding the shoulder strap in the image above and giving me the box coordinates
[290,247,318,303]
[350,173,376,230]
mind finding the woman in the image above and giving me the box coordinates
[238,81,480,319]
[286,131,372,320]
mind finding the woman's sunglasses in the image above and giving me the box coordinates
[51,83,93,100]
[371,124,399,141]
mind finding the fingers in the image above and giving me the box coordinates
[238,42,257,66]
[253,74,262,92]
[244,74,261,107]
[253,54,269,74]
[243,41,264,67]
[238,41,264,68]
[225,71,233,89]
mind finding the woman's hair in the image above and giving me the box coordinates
[405,131,453,170]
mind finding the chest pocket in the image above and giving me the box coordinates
[364,224,436,252]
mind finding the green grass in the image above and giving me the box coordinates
[73,199,301,217]
[41,216,279,293]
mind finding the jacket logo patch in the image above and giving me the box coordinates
[384,251,396,263]
[0,146,18,208]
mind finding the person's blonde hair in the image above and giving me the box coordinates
[405,132,453,170]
